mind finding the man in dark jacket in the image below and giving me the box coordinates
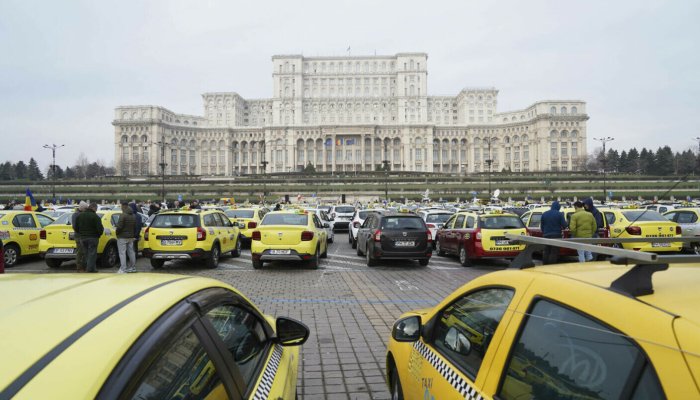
[116,201,137,273]
[540,201,568,264]
[74,203,104,273]
[583,198,604,233]
[72,201,89,272]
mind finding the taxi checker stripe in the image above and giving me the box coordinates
[0,276,193,400]
[252,345,283,400]
[413,341,483,400]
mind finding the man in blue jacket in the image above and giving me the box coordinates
[540,201,568,264]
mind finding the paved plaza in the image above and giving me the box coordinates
[9,240,500,399]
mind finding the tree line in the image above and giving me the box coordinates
[585,145,698,176]
[0,154,115,181]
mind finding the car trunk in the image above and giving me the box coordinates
[380,229,429,251]
[259,225,307,246]
[149,228,198,251]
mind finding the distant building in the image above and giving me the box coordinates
[113,52,588,176]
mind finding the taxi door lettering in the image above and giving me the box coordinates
[421,377,432,389]
[423,388,436,400]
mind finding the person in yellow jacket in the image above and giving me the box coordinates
[569,200,597,262]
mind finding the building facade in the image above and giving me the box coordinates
[113,53,588,176]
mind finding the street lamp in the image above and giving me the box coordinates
[594,136,614,202]
[261,140,268,204]
[382,139,389,202]
[157,139,168,202]
[43,144,64,202]
[484,137,496,201]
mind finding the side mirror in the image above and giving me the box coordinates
[323,223,330,228]
[444,327,471,356]
[392,316,421,342]
[276,317,310,346]
[238,222,246,229]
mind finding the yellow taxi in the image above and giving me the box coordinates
[39,210,144,269]
[0,211,54,268]
[250,210,329,269]
[663,208,700,253]
[386,241,700,399]
[224,207,268,244]
[601,208,681,252]
[0,273,309,399]
[434,210,527,266]
[143,209,241,269]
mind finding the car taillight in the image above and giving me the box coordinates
[676,226,682,235]
[426,230,432,242]
[626,226,642,235]
[248,221,257,229]
[252,231,261,241]
[144,227,149,240]
[373,229,382,242]
[426,223,436,229]
[475,230,482,241]
[197,227,206,241]
[353,221,360,228]
[40,230,46,240]
[301,231,314,241]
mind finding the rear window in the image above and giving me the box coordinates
[225,210,255,219]
[358,210,380,219]
[426,213,452,223]
[381,216,425,230]
[262,213,308,226]
[621,211,668,222]
[335,206,355,213]
[53,213,74,225]
[151,214,198,228]
[479,216,525,229]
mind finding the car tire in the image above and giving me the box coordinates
[356,241,364,256]
[207,245,220,269]
[252,259,263,269]
[150,259,165,269]
[435,239,445,256]
[692,243,700,255]
[351,236,357,249]
[321,243,328,259]
[366,244,378,267]
[307,246,320,269]
[390,367,404,400]
[459,247,472,267]
[232,237,242,258]
[46,258,62,269]
[328,235,334,243]
[348,232,353,244]
[100,243,119,269]
[418,258,429,266]
[3,244,19,268]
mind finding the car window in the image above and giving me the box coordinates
[262,213,308,226]
[444,215,457,229]
[334,206,355,213]
[527,213,542,228]
[130,326,228,400]
[677,212,698,224]
[52,212,74,225]
[214,213,231,227]
[36,214,54,227]
[658,206,668,213]
[454,215,466,229]
[151,214,197,228]
[604,212,616,225]
[499,299,664,399]
[225,210,255,219]
[621,210,668,222]
[426,213,452,223]
[662,212,677,222]
[520,212,530,225]
[204,305,268,388]
[313,214,323,228]
[110,214,121,227]
[466,216,476,229]
[203,213,219,227]
[432,288,514,379]
[380,216,425,230]
[13,214,37,228]
[479,216,525,229]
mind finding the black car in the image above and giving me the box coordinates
[355,212,432,266]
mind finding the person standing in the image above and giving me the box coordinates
[75,203,104,273]
[570,201,596,263]
[72,201,89,272]
[540,201,568,264]
[116,201,137,273]
[583,198,604,234]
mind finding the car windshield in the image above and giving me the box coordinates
[358,210,380,219]
[53,212,74,225]
[151,214,198,228]
[335,206,355,213]
[262,213,308,226]
[479,216,525,229]
[381,217,425,230]
[225,210,255,219]
[426,214,452,223]
[622,210,668,222]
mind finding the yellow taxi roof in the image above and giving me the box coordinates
[0,273,257,398]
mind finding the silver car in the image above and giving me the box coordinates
[664,208,700,253]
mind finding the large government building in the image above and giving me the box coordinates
[113,52,588,176]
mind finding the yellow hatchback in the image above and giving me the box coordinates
[225,207,268,244]
[250,210,328,269]
[143,209,241,269]
[0,273,309,399]
[0,211,54,268]
[601,208,682,252]
[386,250,700,399]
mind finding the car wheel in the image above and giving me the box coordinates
[252,259,263,269]
[356,241,364,256]
[390,367,404,400]
[366,245,377,267]
[692,243,700,255]
[100,243,119,269]
[418,258,429,266]
[150,259,165,269]
[435,239,445,256]
[307,246,320,269]
[232,237,242,257]
[45,258,62,268]
[348,232,353,244]
[207,245,220,269]
[459,247,472,267]
[321,242,328,259]
[3,244,19,268]
[351,236,357,249]
[328,234,334,244]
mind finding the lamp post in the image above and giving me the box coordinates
[594,137,614,202]
[382,139,389,202]
[484,137,496,201]
[157,139,168,202]
[42,144,64,202]
[261,140,268,204]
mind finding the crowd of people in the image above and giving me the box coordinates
[540,198,604,264]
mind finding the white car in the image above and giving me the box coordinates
[348,208,385,249]
[417,210,454,246]
[329,205,356,232]
[307,208,335,243]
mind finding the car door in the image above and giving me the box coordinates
[13,213,40,255]
[215,212,236,253]
[673,211,699,240]
[312,214,326,251]
[524,212,543,237]
[357,214,373,253]
[447,214,467,254]
[439,215,458,253]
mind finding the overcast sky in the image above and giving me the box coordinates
[1,0,698,171]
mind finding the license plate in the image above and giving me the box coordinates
[53,248,75,254]
[652,242,671,247]
[270,249,291,255]
[495,240,512,246]
[161,239,182,246]
[394,241,415,247]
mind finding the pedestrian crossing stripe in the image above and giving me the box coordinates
[252,345,283,400]
[413,341,483,400]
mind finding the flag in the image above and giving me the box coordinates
[346,139,355,145]
[336,138,342,146]
[324,138,332,147]
[24,188,36,211]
